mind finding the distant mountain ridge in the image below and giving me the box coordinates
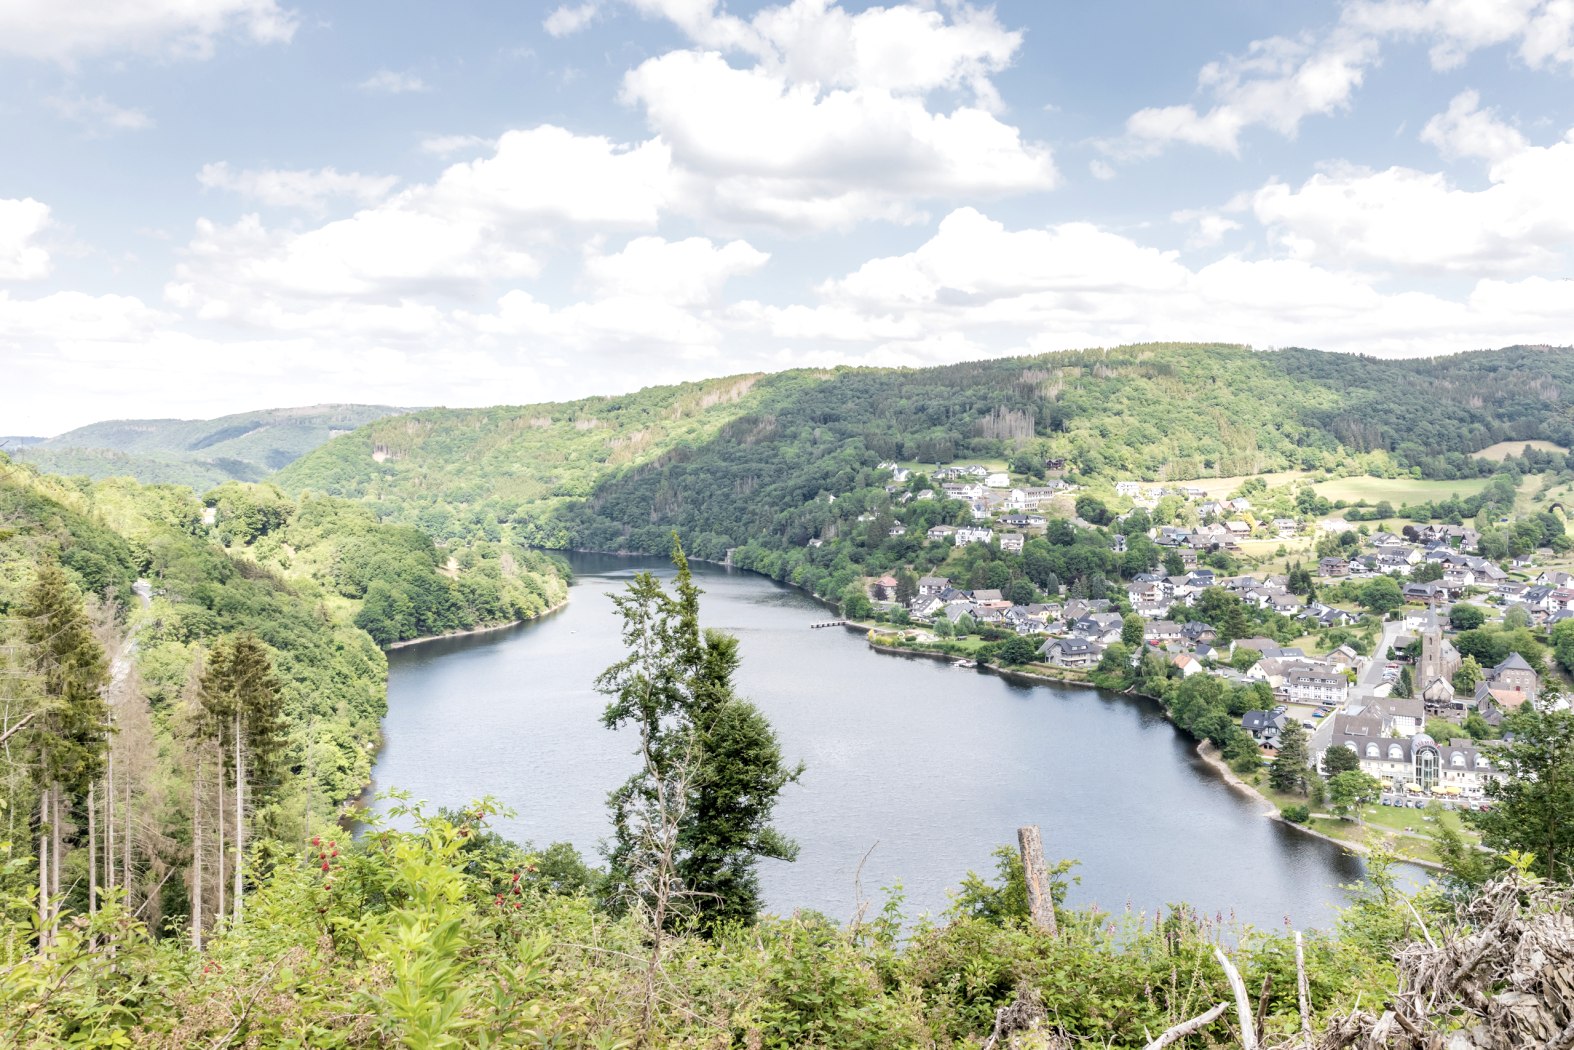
[15,404,411,489]
[271,343,1574,561]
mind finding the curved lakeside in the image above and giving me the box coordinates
[384,598,569,650]
[372,552,1413,930]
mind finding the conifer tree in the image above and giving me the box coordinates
[599,540,801,936]
[21,563,110,939]
[1269,718,1310,795]
[199,633,283,925]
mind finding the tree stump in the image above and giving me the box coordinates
[1017,825,1058,935]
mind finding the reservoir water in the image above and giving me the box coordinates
[373,553,1391,930]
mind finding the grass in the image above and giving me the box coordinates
[1312,476,1495,503]
[1471,439,1566,461]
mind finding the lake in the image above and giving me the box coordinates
[372,552,1390,930]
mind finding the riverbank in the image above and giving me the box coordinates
[858,627,1448,872]
[385,597,569,650]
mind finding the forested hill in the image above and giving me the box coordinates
[15,403,410,489]
[273,343,1574,557]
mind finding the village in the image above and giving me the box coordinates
[856,461,1569,815]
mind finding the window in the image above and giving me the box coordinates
[1365,743,1379,758]
[1388,744,1403,760]
[1451,752,1466,768]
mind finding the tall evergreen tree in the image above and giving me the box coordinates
[1269,719,1310,795]
[21,563,110,938]
[199,633,284,925]
[598,539,801,935]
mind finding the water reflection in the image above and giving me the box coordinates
[375,552,1395,929]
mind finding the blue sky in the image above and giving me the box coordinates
[3,0,1573,434]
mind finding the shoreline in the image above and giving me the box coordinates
[384,597,569,650]
[858,628,1447,872]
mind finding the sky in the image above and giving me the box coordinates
[2,0,1573,435]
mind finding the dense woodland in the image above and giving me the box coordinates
[0,456,566,953]
[274,344,1574,560]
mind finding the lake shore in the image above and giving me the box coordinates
[385,597,569,650]
[858,626,1447,872]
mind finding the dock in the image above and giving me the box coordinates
[809,620,849,629]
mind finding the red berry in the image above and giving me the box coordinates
[311,836,320,847]
[513,902,521,909]
[321,862,330,871]
[328,841,336,849]
[330,849,338,857]
[511,873,520,882]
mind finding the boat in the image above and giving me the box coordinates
[953,659,977,669]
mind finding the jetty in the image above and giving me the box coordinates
[809,620,849,629]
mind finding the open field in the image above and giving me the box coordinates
[1311,476,1495,503]
[1471,439,1566,461]
[1159,471,1309,497]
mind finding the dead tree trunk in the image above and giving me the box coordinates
[215,761,225,926]
[1017,825,1058,935]
[105,750,115,895]
[37,793,49,946]
[88,781,97,917]
[233,719,244,926]
[191,769,203,951]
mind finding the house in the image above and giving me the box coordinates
[917,575,951,596]
[1143,620,1183,645]
[999,533,1025,553]
[1317,556,1350,578]
[1242,709,1287,745]
[1286,666,1348,707]
[1038,637,1104,669]
[1272,518,1300,537]
[1115,481,1141,497]
[926,525,956,542]
[1171,653,1203,677]
[888,524,907,537]
[1486,652,1540,703]
[985,472,1010,488]
[869,575,899,599]
[954,526,994,546]
[1362,696,1424,736]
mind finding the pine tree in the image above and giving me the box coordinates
[1269,718,1311,795]
[199,633,283,925]
[21,563,110,939]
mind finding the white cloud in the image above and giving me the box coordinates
[772,206,1574,363]
[1088,159,1116,181]
[164,125,675,338]
[582,235,768,304]
[1118,29,1378,156]
[419,134,497,157]
[1252,125,1574,275]
[544,3,600,37]
[197,162,398,211]
[1173,209,1243,249]
[360,70,429,94]
[0,0,295,63]
[430,126,674,227]
[46,94,155,134]
[1117,0,1574,158]
[624,50,1054,229]
[618,0,1053,230]
[1345,0,1574,71]
[1420,89,1528,161]
[0,199,53,280]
